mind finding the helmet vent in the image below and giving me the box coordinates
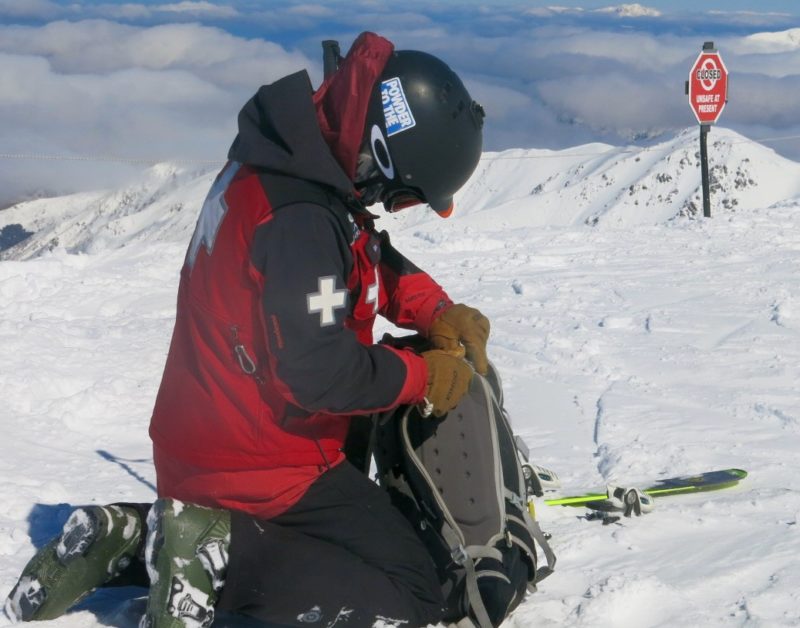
[470,101,486,129]
[440,81,453,103]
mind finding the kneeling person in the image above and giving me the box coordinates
[6,31,488,628]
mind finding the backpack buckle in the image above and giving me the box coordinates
[451,545,469,566]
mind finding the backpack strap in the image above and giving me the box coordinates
[504,488,526,512]
[440,523,494,628]
[522,509,557,585]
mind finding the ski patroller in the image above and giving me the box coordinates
[544,468,748,508]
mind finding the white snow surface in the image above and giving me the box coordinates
[2,127,800,626]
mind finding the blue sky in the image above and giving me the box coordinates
[1,0,799,204]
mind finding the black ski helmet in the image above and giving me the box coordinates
[355,50,485,216]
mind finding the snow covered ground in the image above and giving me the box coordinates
[2,128,800,627]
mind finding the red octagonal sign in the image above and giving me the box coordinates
[688,50,728,125]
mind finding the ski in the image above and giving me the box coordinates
[544,468,748,507]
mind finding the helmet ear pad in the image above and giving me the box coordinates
[357,50,484,215]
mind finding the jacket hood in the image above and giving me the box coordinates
[228,32,394,199]
[313,32,394,180]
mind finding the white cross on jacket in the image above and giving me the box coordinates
[307,276,347,326]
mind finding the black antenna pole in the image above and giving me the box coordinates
[322,40,341,79]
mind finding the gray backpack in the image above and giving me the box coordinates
[367,344,556,627]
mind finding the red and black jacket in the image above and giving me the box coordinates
[149,33,451,517]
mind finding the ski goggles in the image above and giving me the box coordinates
[384,188,454,218]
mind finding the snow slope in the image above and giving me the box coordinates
[2,129,800,627]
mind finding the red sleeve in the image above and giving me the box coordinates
[383,347,428,405]
[377,231,452,334]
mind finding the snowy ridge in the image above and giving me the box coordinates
[0,163,219,260]
[3,128,800,260]
[452,127,800,227]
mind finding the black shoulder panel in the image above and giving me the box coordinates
[249,200,407,414]
[259,171,336,212]
[251,172,356,271]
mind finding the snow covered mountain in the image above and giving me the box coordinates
[595,4,662,18]
[742,27,800,53]
[452,127,800,227]
[526,4,662,18]
[3,128,800,626]
[0,163,220,260]
[2,128,799,260]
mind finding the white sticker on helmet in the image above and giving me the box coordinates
[370,124,395,180]
[381,77,416,136]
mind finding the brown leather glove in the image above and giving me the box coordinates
[421,350,474,418]
[428,303,490,375]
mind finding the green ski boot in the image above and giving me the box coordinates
[141,499,231,628]
[4,505,143,622]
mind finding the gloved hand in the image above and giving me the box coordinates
[421,350,474,418]
[428,304,490,375]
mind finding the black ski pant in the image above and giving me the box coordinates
[216,461,445,627]
[109,462,445,627]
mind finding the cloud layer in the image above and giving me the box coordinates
[1,1,799,205]
[0,17,313,205]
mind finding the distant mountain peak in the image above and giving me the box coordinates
[742,27,800,53]
[595,4,662,18]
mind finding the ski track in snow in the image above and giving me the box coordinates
[3,132,800,627]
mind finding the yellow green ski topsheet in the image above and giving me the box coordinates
[544,468,748,507]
